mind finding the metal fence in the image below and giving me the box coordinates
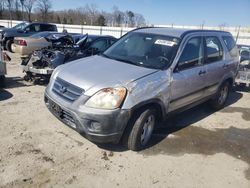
[0,19,250,44]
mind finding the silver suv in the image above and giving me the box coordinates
[44,28,239,151]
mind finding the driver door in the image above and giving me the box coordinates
[169,35,206,112]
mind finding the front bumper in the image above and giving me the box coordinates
[22,65,54,75]
[44,90,131,144]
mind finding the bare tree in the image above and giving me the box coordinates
[20,0,24,20]
[85,4,98,25]
[126,11,135,27]
[14,0,21,20]
[0,1,5,19]
[24,0,36,21]
[112,6,124,27]
[36,0,52,22]
[134,13,146,27]
[6,0,13,24]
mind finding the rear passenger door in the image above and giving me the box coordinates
[203,35,225,96]
[169,35,206,111]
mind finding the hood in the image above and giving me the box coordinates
[56,55,158,95]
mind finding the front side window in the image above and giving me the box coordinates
[13,22,29,30]
[222,36,238,57]
[205,36,223,63]
[103,32,180,69]
[177,37,203,70]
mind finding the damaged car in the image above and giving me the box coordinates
[44,28,239,151]
[21,34,117,82]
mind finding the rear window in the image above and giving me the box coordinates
[222,36,238,57]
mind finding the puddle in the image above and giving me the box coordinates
[142,126,250,180]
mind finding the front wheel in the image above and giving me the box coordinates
[124,108,156,151]
[210,81,230,110]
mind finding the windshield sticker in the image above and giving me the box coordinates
[155,40,176,46]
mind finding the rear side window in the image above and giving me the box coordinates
[41,24,57,31]
[205,36,223,64]
[222,36,238,57]
[29,24,41,32]
[178,37,203,70]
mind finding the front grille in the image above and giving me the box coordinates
[52,77,84,102]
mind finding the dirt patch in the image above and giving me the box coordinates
[143,126,250,180]
[56,131,84,146]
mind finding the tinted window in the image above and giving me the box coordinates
[28,24,41,32]
[222,36,238,57]
[178,37,203,70]
[90,39,108,52]
[205,36,223,63]
[41,24,57,31]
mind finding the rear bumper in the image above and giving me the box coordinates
[44,90,131,144]
[11,43,32,57]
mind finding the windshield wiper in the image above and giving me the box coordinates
[101,54,135,65]
[101,53,111,59]
[112,57,136,65]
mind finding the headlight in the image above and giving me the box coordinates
[85,87,127,109]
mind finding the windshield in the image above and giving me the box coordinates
[13,22,29,30]
[103,32,180,69]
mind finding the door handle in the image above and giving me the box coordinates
[198,70,206,75]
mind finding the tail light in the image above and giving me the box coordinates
[17,39,27,46]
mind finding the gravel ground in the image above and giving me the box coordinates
[0,52,250,188]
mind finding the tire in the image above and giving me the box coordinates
[0,75,5,88]
[123,108,156,151]
[210,81,230,110]
[6,39,13,52]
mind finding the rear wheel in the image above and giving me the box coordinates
[123,108,156,151]
[210,81,230,110]
[5,39,13,52]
